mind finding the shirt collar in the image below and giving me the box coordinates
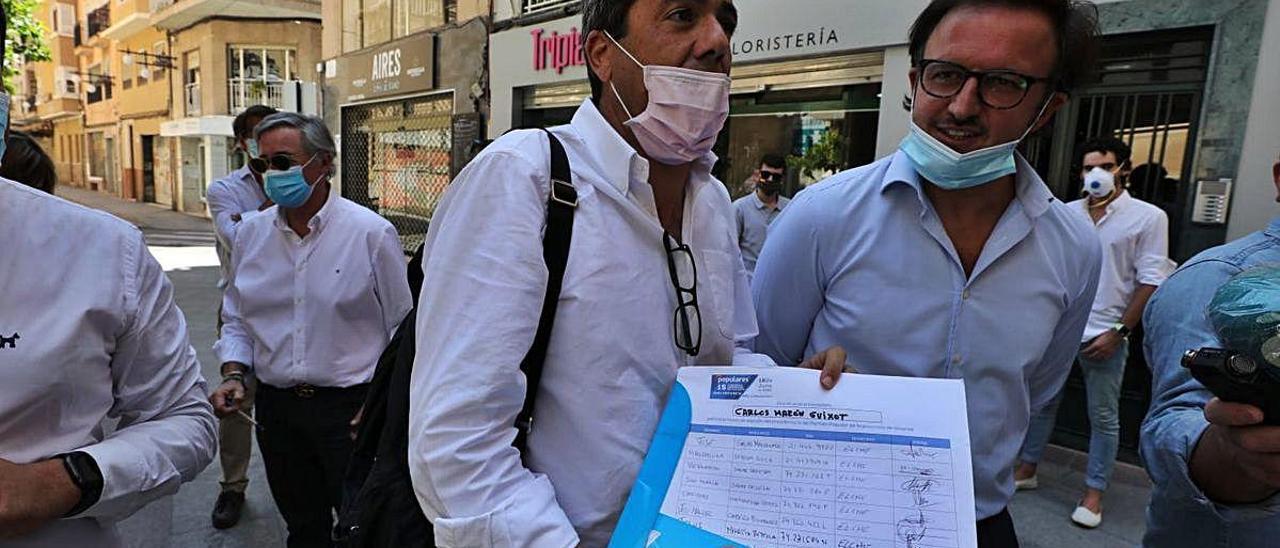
[882,150,1055,219]
[568,99,717,196]
[274,183,339,233]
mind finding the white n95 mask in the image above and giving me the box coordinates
[1083,167,1117,198]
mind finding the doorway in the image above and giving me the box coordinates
[141,135,156,203]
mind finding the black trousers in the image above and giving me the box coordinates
[256,383,368,548]
[977,507,1019,548]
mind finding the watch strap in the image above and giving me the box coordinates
[1112,322,1131,337]
[59,451,104,517]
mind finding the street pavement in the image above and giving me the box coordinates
[54,185,1152,548]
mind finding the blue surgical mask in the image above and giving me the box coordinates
[0,93,12,166]
[245,138,259,159]
[264,155,319,208]
[900,90,1051,190]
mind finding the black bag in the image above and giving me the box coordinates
[335,130,577,547]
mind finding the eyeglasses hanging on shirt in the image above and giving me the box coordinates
[663,232,702,356]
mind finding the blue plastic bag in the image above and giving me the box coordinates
[1208,265,1280,376]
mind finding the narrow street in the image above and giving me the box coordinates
[54,186,1153,548]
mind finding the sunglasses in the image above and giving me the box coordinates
[249,153,312,175]
[759,171,784,183]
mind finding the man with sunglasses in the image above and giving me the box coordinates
[203,103,277,530]
[733,153,789,279]
[752,1,1104,546]
[210,112,412,546]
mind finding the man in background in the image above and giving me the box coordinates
[203,104,278,529]
[1015,136,1174,529]
[733,153,789,278]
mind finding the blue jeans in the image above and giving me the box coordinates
[1020,338,1128,491]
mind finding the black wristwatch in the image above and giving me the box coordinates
[1111,322,1131,338]
[58,451,104,517]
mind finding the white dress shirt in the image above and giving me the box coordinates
[0,179,216,547]
[1067,190,1176,341]
[752,152,1102,520]
[408,100,769,547]
[206,165,268,289]
[214,188,412,388]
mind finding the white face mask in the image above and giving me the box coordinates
[605,32,731,166]
[1083,167,1117,198]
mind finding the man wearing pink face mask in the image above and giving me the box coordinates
[406,1,846,546]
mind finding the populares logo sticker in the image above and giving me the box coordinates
[710,374,758,400]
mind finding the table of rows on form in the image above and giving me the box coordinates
[668,424,960,548]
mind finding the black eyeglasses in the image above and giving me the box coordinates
[663,232,702,357]
[249,153,309,175]
[917,59,1053,110]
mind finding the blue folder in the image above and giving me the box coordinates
[608,382,747,548]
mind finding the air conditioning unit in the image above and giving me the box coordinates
[282,81,321,116]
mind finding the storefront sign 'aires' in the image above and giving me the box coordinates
[531,27,585,74]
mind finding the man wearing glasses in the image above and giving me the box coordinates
[208,113,412,546]
[752,1,1104,546]
[203,103,277,530]
[733,153,789,279]
[406,1,843,546]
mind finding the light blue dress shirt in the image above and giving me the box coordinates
[751,151,1102,520]
[1141,216,1280,548]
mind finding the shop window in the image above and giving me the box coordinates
[717,83,882,197]
[341,92,455,253]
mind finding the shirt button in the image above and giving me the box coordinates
[962,289,971,300]
[951,355,962,365]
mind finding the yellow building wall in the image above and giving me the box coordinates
[170,19,323,119]
[51,117,87,188]
[116,27,171,119]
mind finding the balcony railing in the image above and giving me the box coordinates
[229,79,285,112]
[86,5,111,40]
[185,82,201,116]
[522,0,576,15]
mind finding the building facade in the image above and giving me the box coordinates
[12,0,322,216]
[153,0,323,216]
[489,0,1280,461]
[11,0,85,188]
[320,0,491,252]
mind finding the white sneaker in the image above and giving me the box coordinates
[1071,505,1102,528]
[1014,475,1038,490]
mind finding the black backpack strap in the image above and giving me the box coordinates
[513,129,576,456]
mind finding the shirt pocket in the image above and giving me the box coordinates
[698,249,739,342]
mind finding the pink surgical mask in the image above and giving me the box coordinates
[605,32,731,166]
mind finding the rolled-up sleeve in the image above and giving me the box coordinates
[407,140,578,548]
[1137,209,1177,287]
[1141,259,1280,528]
[77,232,217,521]
[213,230,254,367]
[1026,235,1102,412]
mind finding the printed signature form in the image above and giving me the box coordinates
[610,366,977,548]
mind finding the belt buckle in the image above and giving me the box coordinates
[294,384,316,398]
